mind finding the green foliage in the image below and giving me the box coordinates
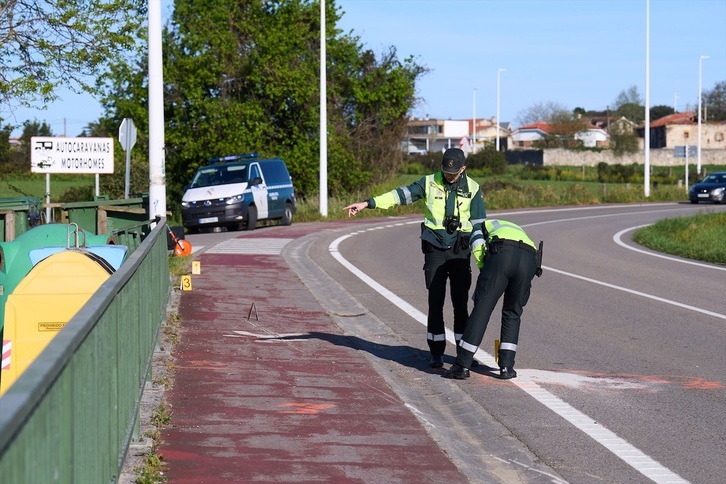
[0,123,11,163]
[610,133,639,157]
[613,85,644,123]
[596,162,643,183]
[466,146,507,175]
[18,120,53,163]
[59,185,95,203]
[0,173,95,200]
[650,104,675,121]
[703,81,726,122]
[634,212,726,264]
[96,0,425,208]
[401,161,428,175]
[0,0,146,109]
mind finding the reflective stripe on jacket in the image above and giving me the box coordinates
[471,218,535,268]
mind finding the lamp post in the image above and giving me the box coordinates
[319,0,328,216]
[697,55,709,175]
[644,0,650,197]
[472,88,477,149]
[496,68,505,151]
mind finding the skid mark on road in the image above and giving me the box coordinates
[527,369,724,392]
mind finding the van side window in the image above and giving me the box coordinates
[249,164,262,185]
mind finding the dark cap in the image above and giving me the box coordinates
[441,148,466,174]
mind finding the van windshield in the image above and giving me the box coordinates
[190,164,248,188]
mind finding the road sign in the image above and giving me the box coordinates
[674,145,697,158]
[119,118,137,152]
[30,137,114,174]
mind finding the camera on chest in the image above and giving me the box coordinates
[445,215,461,234]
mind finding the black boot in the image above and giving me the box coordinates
[444,364,470,379]
[429,355,444,368]
[499,367,517,380]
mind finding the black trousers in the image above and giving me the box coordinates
[455,243,537,369]
[423,245,471,357]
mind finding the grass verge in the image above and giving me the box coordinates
[633,210,726,265]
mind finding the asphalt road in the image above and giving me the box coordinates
[187,202,726,483]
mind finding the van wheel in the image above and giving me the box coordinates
[246,205,257,230]
[281,202,293,226]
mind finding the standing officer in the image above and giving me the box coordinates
[344,148,487,368]
[445,219,542,380]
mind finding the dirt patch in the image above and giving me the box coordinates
[118,286,181,483]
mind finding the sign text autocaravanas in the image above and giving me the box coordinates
[30,136,115,174]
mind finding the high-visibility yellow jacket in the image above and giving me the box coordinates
[368,171,486,249]
[470,218,536,268]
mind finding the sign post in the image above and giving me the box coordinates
[119,118,137,199]
[674,145,697,192]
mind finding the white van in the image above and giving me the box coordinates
[180,153,296,232]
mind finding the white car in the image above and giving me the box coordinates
[407,145,427,155]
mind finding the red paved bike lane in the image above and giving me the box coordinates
[158,225,468,482]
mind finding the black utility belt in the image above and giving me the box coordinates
[421,235,470,254]
[490,238,536,255]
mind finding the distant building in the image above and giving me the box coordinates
[509,122,550,148]
[471,117,511,151]
[637,111,726,150]
[574,127,609,148]
[406,118,470,154]
[608,116,637,136]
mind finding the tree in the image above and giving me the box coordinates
[100,0,426,204]
[517,101,589,148]
[516,101,571,126]
[19,119,53,163]
[0,122,11,164]
[0,0,146,113]
[650,105,675,122]
[703,80,726,122]
[610,133,639,157]
[613,85,644,123]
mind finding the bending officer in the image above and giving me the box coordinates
[445,219,542,380]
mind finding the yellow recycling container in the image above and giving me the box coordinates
[0,250,113,395]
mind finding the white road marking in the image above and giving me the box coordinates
[543,265,726,321]
[206,238,292,255]
[613,225,726,271]
[329,212,693,484]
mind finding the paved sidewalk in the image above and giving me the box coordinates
[154,222,564,483]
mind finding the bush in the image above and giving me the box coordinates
[467,147,507,175]
[401,162,428,175]
[59,185,94,202]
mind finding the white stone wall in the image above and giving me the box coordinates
[543,148,726,167]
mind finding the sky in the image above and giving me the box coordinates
[5,0,726,138]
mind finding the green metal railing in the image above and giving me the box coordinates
[0,218,171,483]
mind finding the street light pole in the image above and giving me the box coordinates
[472,88,477,149]
[496,68,505,151]
[319,0,328,216]
[697,55,709,175]
[644,0,650,197]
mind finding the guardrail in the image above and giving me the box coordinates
[0,218,171,482]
